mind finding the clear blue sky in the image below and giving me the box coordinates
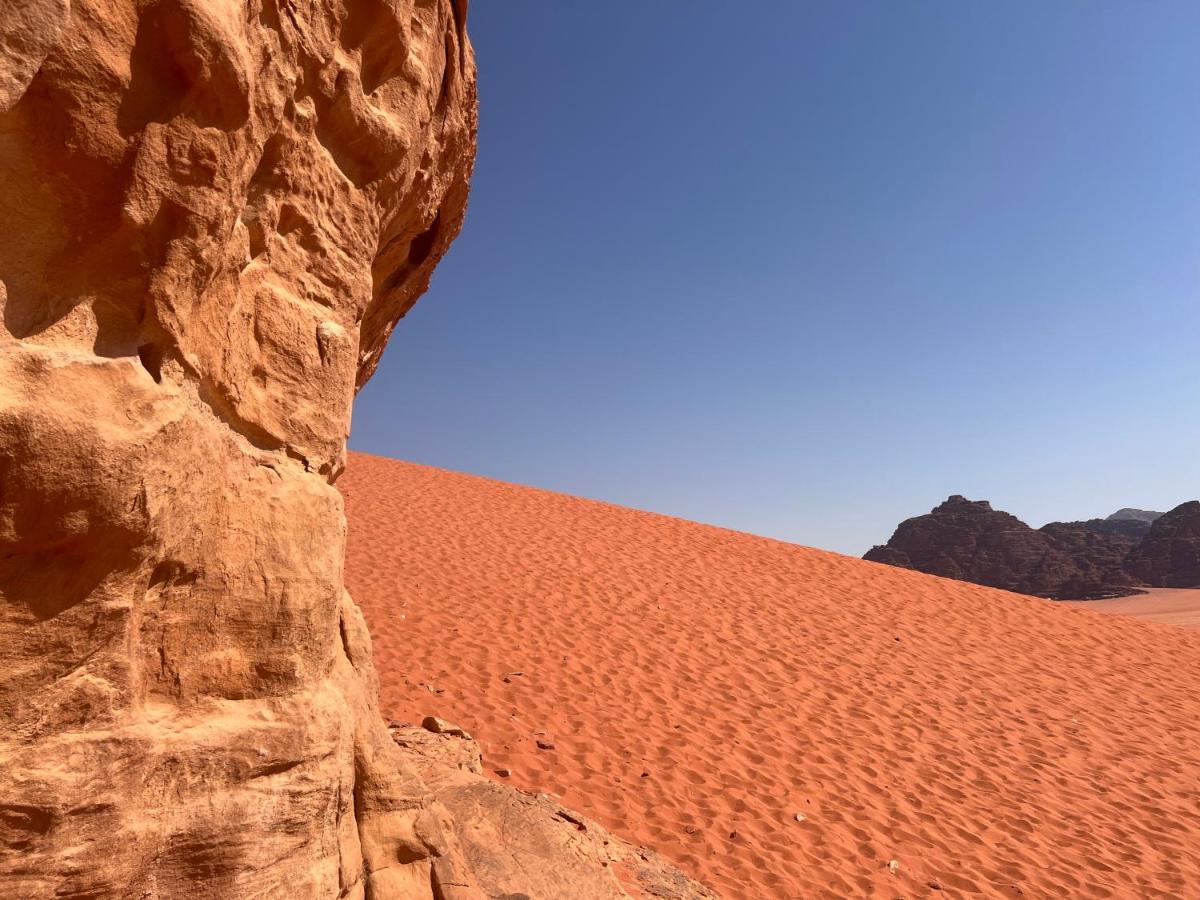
[351,2,1200,556]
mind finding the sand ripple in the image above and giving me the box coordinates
[342,452,1200,898]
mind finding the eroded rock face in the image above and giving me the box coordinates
[0,7,715,897]
[0,1,480,896]
[1037,521,1144,599]
[1080,516,1157,542]
[390,724,717,900]
[1107,508,1165,527]
[1124,501,1200,588]
[864,496,1144,600]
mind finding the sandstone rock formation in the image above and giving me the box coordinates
[864,496,1142,600]
[865,496,1064,596]
[1107,508,1165,526]
[389,723,716,900]
[1037,520,1143,598]
[0,4,709,898]
[1080,516,1156,542]
[1123,501,1200,588]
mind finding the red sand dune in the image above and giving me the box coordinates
[1067,587,1200,629]
[341,452,1200,898]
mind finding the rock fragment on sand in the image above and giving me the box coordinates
[495,767,512,778]
[888,859,900,875]
[537,738,556,750]
[422,715,474,740]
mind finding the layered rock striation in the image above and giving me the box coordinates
[1036,520,1144,599]
[0,4,709,898]
[1107,508,1165,526]
[1124,501,1200,588]
[864,496,1049,592]
[864,496,1153,600]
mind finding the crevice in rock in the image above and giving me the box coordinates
[193,372,287,454]
[451,0,468,67]
[407,213,441,269]
[0,804,57,851]
[137,342,164,383]
[248,758,304,779]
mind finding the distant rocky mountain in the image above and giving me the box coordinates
[861,497,1044,592]
[1123,502,1200,588]
[1037,521,1144,597]
[863,496,1139,600]
[864,496,1194,600]
[1107,508,1165,524]
[1079,517,1156,541]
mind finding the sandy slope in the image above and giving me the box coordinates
[340,452,1200,898]
[1068,587,1200,628]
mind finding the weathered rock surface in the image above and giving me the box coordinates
[389,724,717,900]
[0,4,710,898]
[1123,501,1200,588]
[1079,516,1156,542]
[1107,508,1165,526]
[864,496,1143,600]
[1037,521,1143,598]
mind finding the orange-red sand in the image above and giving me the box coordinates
[1067,587,1200,629]
[341,452,1200,898]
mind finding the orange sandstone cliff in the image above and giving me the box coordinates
[0,3,710,897]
